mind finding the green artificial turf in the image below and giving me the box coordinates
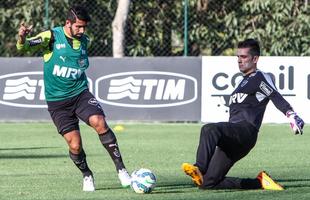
[0,122,309,200]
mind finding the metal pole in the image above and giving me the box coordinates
[44,0,49,29]
[183,0,188,56]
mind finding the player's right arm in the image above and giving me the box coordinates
[258,71,304,134]
[16,22,52,54]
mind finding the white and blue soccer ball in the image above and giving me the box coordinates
[130,168,156,194]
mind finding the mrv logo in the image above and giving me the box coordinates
[95,71,197,108]
[0,72,46,108]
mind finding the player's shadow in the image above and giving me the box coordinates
[0,146,66,159]
[96,182,194,192]
[156,183,194,189]
[150,182,196,194]
[96,186,131,191]
[0,146,59,151]
[148,179,310,194]
[277,178,310,188]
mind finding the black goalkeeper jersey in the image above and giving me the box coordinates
[229,69,292,130]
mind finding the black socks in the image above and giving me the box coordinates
[99,128,125,171]
[69,149,93,177]
[69,129,126,176]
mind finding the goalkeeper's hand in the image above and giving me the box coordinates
[286,111,304,135]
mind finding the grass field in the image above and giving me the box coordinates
[0,122,309,200]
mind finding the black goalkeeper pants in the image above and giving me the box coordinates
[195,121,261,189]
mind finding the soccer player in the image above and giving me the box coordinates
[16,6,131,191]
[182,39,304,190]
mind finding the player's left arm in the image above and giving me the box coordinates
[258,72,304,134]
[16,30,52,54]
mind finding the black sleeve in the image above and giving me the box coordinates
[258,72,293,115]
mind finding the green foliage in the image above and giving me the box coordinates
[0,0,43,56]
[0,0,69,56]
[0,0,115,57]
[189,0,310,55]
[126,0,184,56]
[1,0,310,56]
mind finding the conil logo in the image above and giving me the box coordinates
[95,71,197,108]
[211,66,296,112]
[0,72,46,108]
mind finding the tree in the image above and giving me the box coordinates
[112,0,130,57]
[125,0,183,56]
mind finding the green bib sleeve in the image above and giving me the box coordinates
[16,30,52,54]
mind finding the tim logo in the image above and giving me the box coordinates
[95,71,197,108]
[0,72,46,108]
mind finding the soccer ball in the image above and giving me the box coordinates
[130,168,156,194]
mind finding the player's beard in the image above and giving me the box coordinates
[70,26,82,40]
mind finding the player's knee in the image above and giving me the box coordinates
[89,115,108,133]
[69,143,81,153]
[201,123,217,135]
[89,115,103,127]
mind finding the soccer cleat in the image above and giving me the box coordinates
[182,163,203,186]
[118,168,131,188]
[83,175,95,192]
[257,171,284,191]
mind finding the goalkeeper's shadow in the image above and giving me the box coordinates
[277,178,310,188]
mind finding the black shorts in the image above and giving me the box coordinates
[47,90,105,135]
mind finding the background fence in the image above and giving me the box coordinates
[1,0,310,57]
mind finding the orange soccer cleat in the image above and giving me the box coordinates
[182,163,203,186]
[257,171,284,191]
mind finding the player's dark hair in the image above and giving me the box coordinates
[67,6,91,23]
[238,39,260,56]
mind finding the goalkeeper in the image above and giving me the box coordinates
[16,6,131,191]
[182,39,304,190]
